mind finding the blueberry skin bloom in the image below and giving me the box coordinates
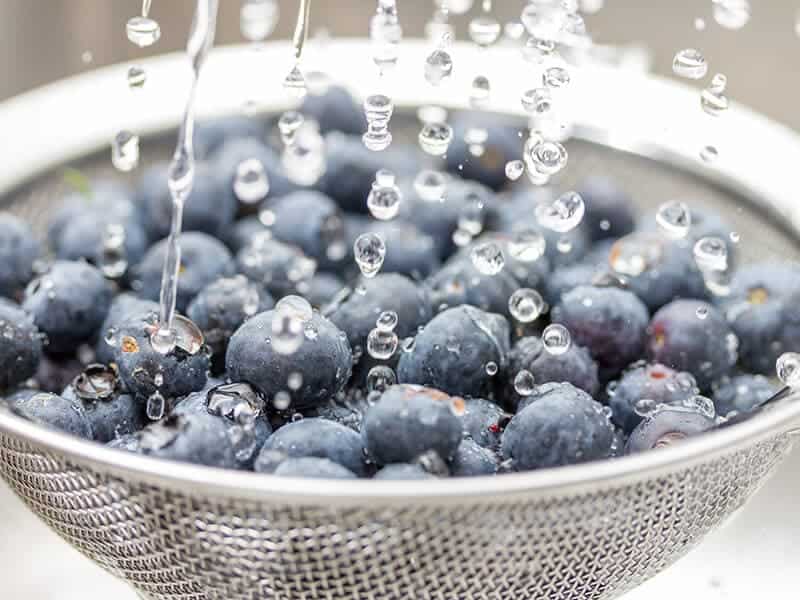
[576,176,636,242]
[508,336,600,404]
[501,382,615,471]
[258,418,366,476]
[397,306,511,399]
[551,286,649,379]
[647,299,738,390]
[23,260,113,355]
[373,463,437,480]
[226,310,352,410]
[712,374,777,418]
[273,457,358,479]
[363,384,464,465]
[607,363,697,434]
[0,213,41,301]
[459,398,511,450]
[450,437,499,477]
[626,406,715,454]
[5,389,93,440]
[0,298,43,391]
[132,232,235,313]
[300,85,366,136]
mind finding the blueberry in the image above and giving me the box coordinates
[373,463,437,480]
[459,398,510,449]
[61,364,146,443]
[507,336,599,403]
[309,393,370,432]
[261,190,347,272]
[236,235,317,298]
[647,299,737,390]
[625,405,715,454]
[606,362,698,433]
[272,457,358,479]
[445,118,522,191]
[363,384,464,465]
[112,312,210,401]
[543,262,598,307]
[48,180,137,244]
[552,286,649,378]
[453,232,551,291]
[450,437,499,477]
[95,294,160,365]
[258,417,366,475]
[132,232,235,313]
[609,233,707,311]
[187,275,274,374]
[576,177,636,242]
[226,309,352,410]
[0,298,42,391]
[397,306,510,398]
[426,257,520,318]
[0,213,42,301]
[718,262,800,374]
[221,216,267,253]
[687,206,738,265]
[107,433,142,453]
[300,85,366,135]
[135,163,234,240]
[5,389,93,439]
[34,355,85,394]
[304,273,345,309]
[326,273,432,363]
[212,137,298,205]
[194,115,265,158]
[712,374,777,418]
[501,382,614,470]
[23,260,113,355]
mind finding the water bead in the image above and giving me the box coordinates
[363,94,394,125]
[240,0,279,42]
[694,17,706,31]
[127,66,147,90]
[527,140,568,176]
[672,49,708,80]
[367,328,399,360]
[417,105,448,124]
[470,75,491,109]
[505,160,525,181]
[700,145,719,163]
[354,233,386,278]
[508,228,547,262]
[424,49,454,86]
[376,310,399,332]
[367,169,402,220]
[273,391,292,411]
[111,131,140,173]
[468,15,502,47]
[485,361,499,376]
[709,73,728,94]
[146,391,166,421]
[508,288,546,323]
[655,201,692,238]
[126,16,161,47]
[283,65,307,98]
[366,365,397,393]
[521,87,552,114]
[436,0,474,15]
[522,36,556,63]
[418,122,454,156]
[696,305,709,320]
[609,235,662,277]
[712,0,751,30]
[464,127,489,157]
[470,241,505,275]
[535,191,585,233]
[281,122,327,185]
[776,352,800,387]
[414,169,448,202]
[634,398,658,417]
[693,236,728,272]
[234,158,270,204]
[275,295,313,322]
[686,395,716,419]
[542,323,571,355]
[271,310,304,355]
[514,370,536,396]
[543,66,571,89]
[458,196,485,236]
[278,111,305,146]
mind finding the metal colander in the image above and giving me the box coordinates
[1,41,799,600]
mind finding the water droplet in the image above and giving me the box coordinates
[729,231,740,243]
[127,16,161,47]
[712,0,751,30]
[146,391,166,421]
[656,201,692,238]
[281,121,327,186]
[99,223,128,279]
[240,0,279,42]
[149,327,177,355]
[418,122,454,156]
[521,87,552,114]
[505,160,525,181]
[354,233,386,278]
[610,234,663,277]
[273,390,292,411]
[127,65,147,90]
[672,48,708,80]
[362,94,395,151]
[700,145,719,163]
[696,305,709,320]
[234,158,270,204]
[367,365,397,393]
[111,131,140,172]
[413,169,447,202]
[424,49,454,86]
[278,110,305,146]
[74,364,119,402]
[367,327,399,360]
[634,398,658,417]
[508,228,547,262]
[686,394,716,419]
[543,66,570,89]
[469,15,502,47]
[485,361,498,376]
[693,236,728,272]
[694,17,706,31]
[458,195,485,236]
[469,75,491,109]
[535,191,585,233]
[509,288,546,323]
[701,76,729,117]
[287,372,303,391]
[470,241,505,275]
[542,324,571,355]
[81,50,93,64]
[777,352,800,387]
[153,372,164,387]
[514,370,536,396]
[522,36,556,63]
[526,139,568,176]
[271,312,304,355]
[283,64,307,98]
[376,310,399,332]
[371,0,403,74]
[367,169,402,220]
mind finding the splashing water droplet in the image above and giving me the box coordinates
[458,196,485,236]
[542,324,571,355]
[672,48,708,80]
[694,17,706,31]
[366,365,397,393]
[777,352,800,387]
[543,66,571,89]
[278,111,305,146]
[521,87,552,115]
[100,223,129,279]
[610,234,663,277]
[508,228,547,262]
[509,288,546,323]
[535,191,585,233]
[514,370,536,396]
[367,327,399,360]
[485,361,498,376]
[371,0,403,74]
[354,233,386,278]
[634,398,658,417]
[282,120,327,185]
[424,49,454,86]
[712,0,751,30]
[234,158,270,204]
[127,66,147,90]
[505,160,525,181]
[696,305,709,320]
[367,169,402,220]
[283,65,307,98]
[470,75,491,108]
[469,15,502,47]
[693,236,728,272]
[111,131,140,172]
[147,391,166,421]
[240,0,279,42]
[376,310,399,332]
[656,201,692,238]
[526,139,568,176]
[419,121,454,156]
[522,36,556,63]
[362,94,395,151]
[127,16,162,47]
[470,241,505,275]
[700,145,719,163]
[414,170,447,201]
[701,75,729,117]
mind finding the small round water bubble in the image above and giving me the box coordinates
[693,236,728,272]
[521,87,552,115]
[522,36,556,63]
[424,49,454,86]
[271,308,305,355]
[508,228,546,262]
[527,140,568,176]
[276,295,313,322]
[535,191,585,233]
[672,48,708,80]
[367,327,399,360]
[701,74,729,117]
[367,169,402,220]
[354,233,386,278]
[366,365,397,393]
[634,398,658,417]
[700,145,719,163]
[234,158,270,204]
[514,370,536,396]
[469,15,502,47]
[240,0,279,42]
[610,234,663,277]
[542,324,571,355]
[414,169,447,201]
[470,76,491,109]
[435,0,473,15]
[543,67,571,89]
[278,111,304,146]
[127,66,147,90]
[777,352,800,387]
[283,65,307,98]
[656,201,692,238]
[505,160,525,181]
[146,391,166,421]
[127,15,161,47]
[371,0,403,74]
[419,122,454,156]
[508,288,546,323]
[712,0,751,30]
[470,241,505,275]
[282,121,327,185]
[111,131,140,172]
[376,310,399,332]
[485,361,498,376]
[363,94,395,152]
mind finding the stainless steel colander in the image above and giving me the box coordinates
[1,41,799,600]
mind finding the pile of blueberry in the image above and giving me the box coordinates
[0,86,793,480]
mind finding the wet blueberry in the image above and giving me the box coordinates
[194,115,265,159]
[95,293,159,365]
[221,216,267,253]
[445,118,522,191]
[0,213,42,301]
[300,85,366,135]
[712,373,777,418]
[47,180,136,245]
[576,176,636,242]
[236,234,317,298]
[304,273,345,309]
[426,257,520,318]
[450,437,499,476]
[459,397,511,449]
[626,405,715,454]
[212,137,298,204]
[0,298,43,391]
[5,389,93,439]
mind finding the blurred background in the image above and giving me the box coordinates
[0,1,798,599]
